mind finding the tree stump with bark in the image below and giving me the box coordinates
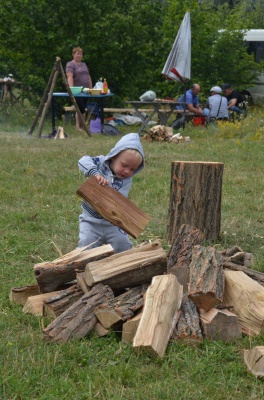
[167,161,224,243]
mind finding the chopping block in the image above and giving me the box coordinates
[76,176,151,238]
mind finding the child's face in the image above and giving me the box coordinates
[110,150,142,179]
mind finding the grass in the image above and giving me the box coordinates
[0,103,264,399]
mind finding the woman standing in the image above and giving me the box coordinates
[66,47,93,131]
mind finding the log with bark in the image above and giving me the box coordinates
[171,295,203,342]
[223,261,264,287]
[95,284,148,329]
[85,240,167,290]
[133,274,183,357]
[34,244,114,293]
[188,245,224,311]
[224,270,264,336]
[43,283,114,342]
[199,307,242,341]
[167,161,224,243]
[244,346,264,377]
[76,176,151,238]
[43,284,84,319]
[167,224,205,291]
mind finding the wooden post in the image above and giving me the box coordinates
[167,161,224,243]
[27,62,57,135]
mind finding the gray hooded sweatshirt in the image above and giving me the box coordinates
[78,133,144,218]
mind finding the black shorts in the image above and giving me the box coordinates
[75,97,87,114]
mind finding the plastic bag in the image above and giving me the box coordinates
[139,90,156,102]
[90,117,102,134]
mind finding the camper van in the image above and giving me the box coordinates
[243,29,264,105]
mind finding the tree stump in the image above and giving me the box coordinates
[167,161,224,243]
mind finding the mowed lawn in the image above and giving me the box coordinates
[0,115,264,399]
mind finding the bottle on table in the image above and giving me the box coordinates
[103,78,108,94]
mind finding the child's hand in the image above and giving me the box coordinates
[95,174,109,186]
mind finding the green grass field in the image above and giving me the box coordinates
[0,105,264,399]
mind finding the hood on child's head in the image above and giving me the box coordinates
[105,133,145,175]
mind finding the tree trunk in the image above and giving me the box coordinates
[95,284,148,329]
[133,274,183,357]
[85,240,167,290]
[43,283,114,342]
[167,161,224,243]
[167,224,205,291]
[34,244,114,293]
[188,245,224,311]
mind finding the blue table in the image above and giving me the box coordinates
[52,92,114,133]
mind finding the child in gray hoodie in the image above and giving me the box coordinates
[77,133,145,253]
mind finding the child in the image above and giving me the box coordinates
[77,133,145,253]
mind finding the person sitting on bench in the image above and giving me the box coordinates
[222,83,244,114]
[175,83,204,115]
[203,86,228,121]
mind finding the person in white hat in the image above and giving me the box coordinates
[203,86,228,121]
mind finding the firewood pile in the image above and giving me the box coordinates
[143,125,190,143]
[10,223,264,370]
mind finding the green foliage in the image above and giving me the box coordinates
[0,0,264,104]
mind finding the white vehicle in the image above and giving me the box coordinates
[243,29,264,105]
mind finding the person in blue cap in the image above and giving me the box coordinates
[77,133,145,253]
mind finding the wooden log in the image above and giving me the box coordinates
[200,308,242,341]
[76,176,151,238]
[244,346,264,377]
[133,274,183,357]
[188,245,224,311]
[34,244,114,293]
[167,224,205,291]
[85,240,167,290]
[167,161,224,243]
[171,295,203,341]
[23,291,60,316]
[43,283,114,342]
[95,285,148,329]
[224,270,264,336]
[43,284,84,319]
[9,285,40,305]
[92,322,110,337]
[122,311,143,343]
[76,271,91,293]
[223,261,264,286]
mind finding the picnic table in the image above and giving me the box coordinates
[125,99,185,134]
[51,92,114,133]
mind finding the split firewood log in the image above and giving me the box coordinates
[199,307,242,342]
[133,274,183,357]
[43,283,114,343]
[224,270,264,336]
[244,346,264,377]
[188,245,224,311]
[34,244,114,293]
[43,284,84,319]
[85,240,167,290]
[122,311,143,343]
[171,295,203,342]
[76,175,151,238]
[95,284,148,329]
[167,224,205,291]
[223,261,264,286]
[23,291,61,316]
[76,271,91,293]
[9,285,40,305]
